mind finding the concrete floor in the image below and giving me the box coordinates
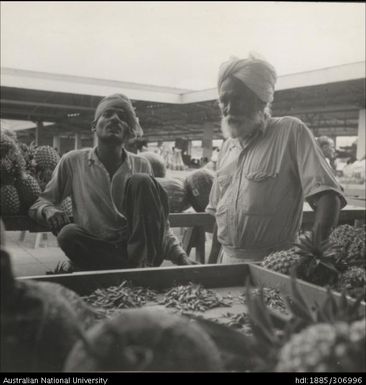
[5,229,212,277]
[5,231,69,277]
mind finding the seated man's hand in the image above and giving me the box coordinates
[43,207,70,235]
[177,254,200,266]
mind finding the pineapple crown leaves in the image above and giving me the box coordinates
[285,274,364,329]
[294,231,341,277]
[244,279,282,351]
[284,271,316,324]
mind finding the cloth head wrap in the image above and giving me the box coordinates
[94,93,143,137]
[218,55,277,103]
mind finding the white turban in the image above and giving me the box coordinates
[218,55,277,103]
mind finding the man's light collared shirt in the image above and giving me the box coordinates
[206,116,346,261]
[29,147,184,262]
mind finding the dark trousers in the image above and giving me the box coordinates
[57,174,169,271]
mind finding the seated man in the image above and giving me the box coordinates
[29,94,195,270]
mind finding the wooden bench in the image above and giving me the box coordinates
[2,204,365,264]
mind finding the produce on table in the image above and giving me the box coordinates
[240,287,288,314]
[82,281,158,317]
[63,308,223,372]
[155,177,190,213]
[33,145,60,171]
[0,132,73,216]
[262,248,301,275]
[276,320,366,372]
[263,234,340,286]
[0,132,48,214]
[59,196,73,218]
[0,185,21,215]
[241,275,366,372]
[336,266,366,300]
[347,234,366,269]
[262,226,366,296]
[15,173,42,212]
[159,282,232,312]
[184,168,214,212]
[0,132,26,185]
[292,232,340,286]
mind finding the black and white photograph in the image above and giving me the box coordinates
[0,1,365,377]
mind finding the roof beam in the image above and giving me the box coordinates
[180,62,365,103]
[0,99,95,111]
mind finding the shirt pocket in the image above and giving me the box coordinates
[239,170,280,216]
[217,174,233,196]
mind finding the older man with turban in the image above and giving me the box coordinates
[207,55,346,264]
[30,94,195,270]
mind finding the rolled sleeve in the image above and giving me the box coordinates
[205,177,220,216]
[296,123,346,208]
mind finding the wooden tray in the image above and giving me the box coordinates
[18,264,366,323]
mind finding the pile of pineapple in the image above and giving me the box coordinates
[0,130,65,216]
[262,225,365,300]
[245,279,366,372]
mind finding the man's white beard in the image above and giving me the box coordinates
[220,112,265,139]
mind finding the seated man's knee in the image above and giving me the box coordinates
[127,173,153,185]
[126,174,155,192]
[57,223,81,248]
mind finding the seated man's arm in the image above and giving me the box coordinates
[29,155,72,234]
[308,191,341,244]
[163,226,198,265]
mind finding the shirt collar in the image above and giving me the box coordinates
[88,146,132,170]
[229,118,270,150]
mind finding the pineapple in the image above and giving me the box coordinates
[0,157,16,185]
[262,248,301,275]
[0,132,17,156]
[337,267,366,300]
[0,185,20,215]
[275,320,366,372]
[15,173,41,212]
[262,232,341,285]
[346,227,366,268]
[293,232,340,286]
[19,142,36,176]
[244,275,365,371]
[60,196,73,218]
[329,224,365,268]
[37,168,54,191]
[8,148,26,177]
[33,146,60,171]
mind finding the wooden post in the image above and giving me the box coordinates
[35,121,43,145]
[53,134,61,153]
[202,122,213,161]
[74,133,81,150]
[357,109,365,160]
[187,140,192,156]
